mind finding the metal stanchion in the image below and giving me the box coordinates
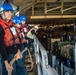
[74,42,76,75]
[61,62,64,75]
[75,42,76,73]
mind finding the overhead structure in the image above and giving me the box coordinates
[5,0,76,24]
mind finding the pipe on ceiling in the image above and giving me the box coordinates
[30,15,76,19]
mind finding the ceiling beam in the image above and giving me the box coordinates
[47,6,61,12]
[63,6,76,12]
[14,0,32,6]
[61,0,64,14]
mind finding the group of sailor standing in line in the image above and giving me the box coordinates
[0,2,38,75]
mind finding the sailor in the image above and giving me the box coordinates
[0,3,21,75]
[12,16,28,75]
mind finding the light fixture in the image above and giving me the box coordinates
[30,15,76,19]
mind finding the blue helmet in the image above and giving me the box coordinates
[16,17,22,25]
[20,14,26,21]
[12,17,17,24]
[0,3,13,12]
[12,17,22,25]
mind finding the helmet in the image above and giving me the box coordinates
[20,14,26,21]
[12,17,17,24]
[16,17,22,25]
[0,3,13,12]
[12,17,22,25]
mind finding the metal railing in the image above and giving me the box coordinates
[33,35,58,75]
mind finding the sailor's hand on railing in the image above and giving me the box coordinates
[14,49,21,60]
[4,60,13,71]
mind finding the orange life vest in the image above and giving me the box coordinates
[21,32,28,44]
[0,18,14,47]
[21,24,29,36]
[16,27,28,44]
[0,18,20,47]
[10,26,20,45]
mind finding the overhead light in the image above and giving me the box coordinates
[31,16,46,19]
[30,15,76,19]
